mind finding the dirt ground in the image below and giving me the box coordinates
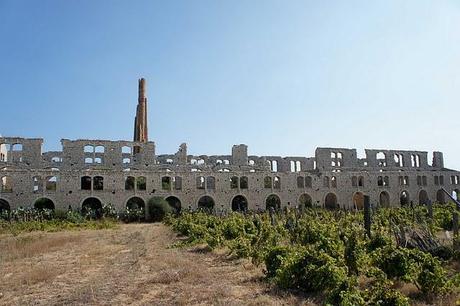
[0,224,306,306]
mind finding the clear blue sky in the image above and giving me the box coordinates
[1,1,459,168]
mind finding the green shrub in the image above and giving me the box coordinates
[264,246,290,278]
[147,196,172,222]
[416,255,451,296]
[274,247,347,293]
[53,209,68,220]
[367,287,409,306]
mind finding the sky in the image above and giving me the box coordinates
[1,1,460,168]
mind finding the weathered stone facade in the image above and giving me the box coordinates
[1,137,459,213]
[1,79,459,213]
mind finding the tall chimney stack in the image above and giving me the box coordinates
[133,78,148,148]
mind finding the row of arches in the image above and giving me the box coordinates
[1,189,458,215]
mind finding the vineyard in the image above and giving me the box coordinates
[166,204,460,305]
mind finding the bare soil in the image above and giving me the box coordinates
[0,224,306,305]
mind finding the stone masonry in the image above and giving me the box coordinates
[0,79,459,213]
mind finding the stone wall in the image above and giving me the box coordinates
[1,136,459,212]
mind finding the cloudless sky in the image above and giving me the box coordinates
[1,1,460,168]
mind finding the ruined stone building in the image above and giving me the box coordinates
[1,78,459,213]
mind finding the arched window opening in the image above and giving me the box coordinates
[33,176,42,192]
[84,145,94,153]
[264,176,272,189]
[323,176,330,188]
[1,176,12,192]
[290,161,296,172]
[394,153,404,167]
[122,146,132,154]
[358,176,364,187]
[196,176,205,189]
[12,143,22,151]
[295,161,301,172]
[81,176,91,190]
[331,176,337,188]
[271,160,278,172]
[125,176,135,191]
[240,176,248,189]
[162,176,171,190]
[230,176,239,189]
[273,176,281,189]
[94,157,102,164]
[376,152,387,167]
[137,176,146,191]
[305,176,312,188]
[297,176,305,188]
[85,157,93,164]
[173,176,182,190]
[95,146,105,153]
[123,158,131,164]
[207,176,216,190]
[45,176,57,191]
[93,176,104,190]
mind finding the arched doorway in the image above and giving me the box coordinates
[352,192,364,210]
[400,191,410,206]
[34,198,55,210]
[436,189,446,204]
[298,193,312,208]
[265,194,281,211]
[197,196,215,211]
[379,191,390,208]
[165,196,182,213]
[126,197,145,210]
[419,190,429,205]
[325,193,338,210]
[0,199,10,215]
[231,195,248,212]
[82,197,103,219]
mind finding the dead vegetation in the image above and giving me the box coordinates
[0,224,302,305]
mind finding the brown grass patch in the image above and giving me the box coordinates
[0,234,82,262]
[18,263,61,286]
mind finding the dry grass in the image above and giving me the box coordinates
[0,224,296,305]
[18,264,62,286]
[0,234,82,261]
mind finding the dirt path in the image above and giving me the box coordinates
[0,224,303,305]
